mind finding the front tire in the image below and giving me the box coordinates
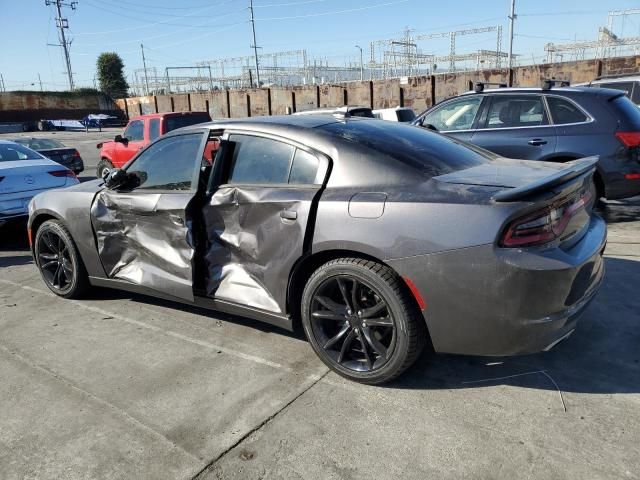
[301,258,426,385]
[96,158,114,179]
[34,220,90,299]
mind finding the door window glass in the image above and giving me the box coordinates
[228,135,294,184]
[126,133,202,190]
[124,120,144,141]
[149,118,161,141]
[547,97,588,124]
[422,96,482,131]
[289,149,320,184]
[485,96,548,128]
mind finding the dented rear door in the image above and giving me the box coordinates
[202,133,329,313]
[91,132,206,301]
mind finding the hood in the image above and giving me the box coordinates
[64,178,104,193]
[434,158,573,189]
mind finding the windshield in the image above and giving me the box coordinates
[396,109,416,122]
[0,143,43,162]
[321,120,492,178]
[14,138,65,150]
[165,114,211,133]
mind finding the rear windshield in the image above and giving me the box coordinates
[165,114,211,133]
[321,120,492,177]
[0,143,42,162]
[14,138,65,150]
[610,95,640,129]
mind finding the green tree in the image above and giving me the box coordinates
[96,52,129,98]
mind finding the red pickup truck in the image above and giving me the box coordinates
[96,111,211,178]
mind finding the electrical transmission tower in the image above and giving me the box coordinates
[45,0,77,91]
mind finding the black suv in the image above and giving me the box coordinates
[413,83,640,199]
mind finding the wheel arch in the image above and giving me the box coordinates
[286,248,428,337]
[28,210,65,252]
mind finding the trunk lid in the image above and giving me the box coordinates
[435,156,599,248]
[37,148,78,167]
[0,160,68,194]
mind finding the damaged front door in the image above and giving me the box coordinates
[202,133,329,313]
[91,131,206,301]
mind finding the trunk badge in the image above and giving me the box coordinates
[24,175,35,184]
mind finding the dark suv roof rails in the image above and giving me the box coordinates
[542,79,571,90]
[474,82,508,93]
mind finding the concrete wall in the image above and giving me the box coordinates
[0,91,122,123]
[3,54,638,126]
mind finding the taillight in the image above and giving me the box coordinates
[73,150,81,157]
[48,169,76,178]
[615,131,640,147]
[500,190,592,248]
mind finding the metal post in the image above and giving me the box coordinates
[249,0,261,87]
[355,45,364,81]
[507,0,516,70]
[141,44,150,95]
[50,0,75,90]
[0,73,5,92]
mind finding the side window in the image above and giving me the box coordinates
[289,149,320,184]
[485,95,548,129]
[632,83,640,106]
[149,118,161,141]
[547,97,589,124]
[227,135,294,184]
[422,96,483,131]
[123,120,144,141]
[126,134,202,191]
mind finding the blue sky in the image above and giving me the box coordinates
[1,0,640,90]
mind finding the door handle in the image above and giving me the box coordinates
[280,210,297,221]
[169,214,184,226]
[528,138,548,146]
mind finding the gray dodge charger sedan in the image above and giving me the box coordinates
[27,115,606,384]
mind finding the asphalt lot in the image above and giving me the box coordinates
[1,129,640,479]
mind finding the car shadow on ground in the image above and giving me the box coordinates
[596,196,640,223]
[0,219,32,267]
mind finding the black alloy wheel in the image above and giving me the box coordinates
[37,229,73,292]
[34,220,89,299]
[302,258,426,384]
[310,275,396,372]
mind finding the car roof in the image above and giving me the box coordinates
[129,111,210,121]
[181,114,343,131]
[456,85,626,99]
[591,75,640,83]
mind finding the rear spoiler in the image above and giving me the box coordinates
[493,156,598,202]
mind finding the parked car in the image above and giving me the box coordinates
[373,107,416,123]
[293,106,375,118]
[580,75,640,107]
[0,140,78,223]
[29,116,605,384]
[96,111,212,178]
[12,137,84,174]
[413,83,640,200]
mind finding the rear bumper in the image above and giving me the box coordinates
[388,216,607,356]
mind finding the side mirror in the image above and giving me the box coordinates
[423,123,439,132]
[114,134,127,144]
[104,168,128,189]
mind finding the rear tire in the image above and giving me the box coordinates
[96,158,114,179]
[34,220,90,299]
[301,258,426,385]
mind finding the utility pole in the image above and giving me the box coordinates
[46,0,77,91]
[0,73,5,92]
[355,45,364,81]
[507,0,516,70]
[249,0,261,88]
[140,44,150,95]
[38,73,43,91]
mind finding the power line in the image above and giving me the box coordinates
[45,0,77,90]
[255,0,411,21]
